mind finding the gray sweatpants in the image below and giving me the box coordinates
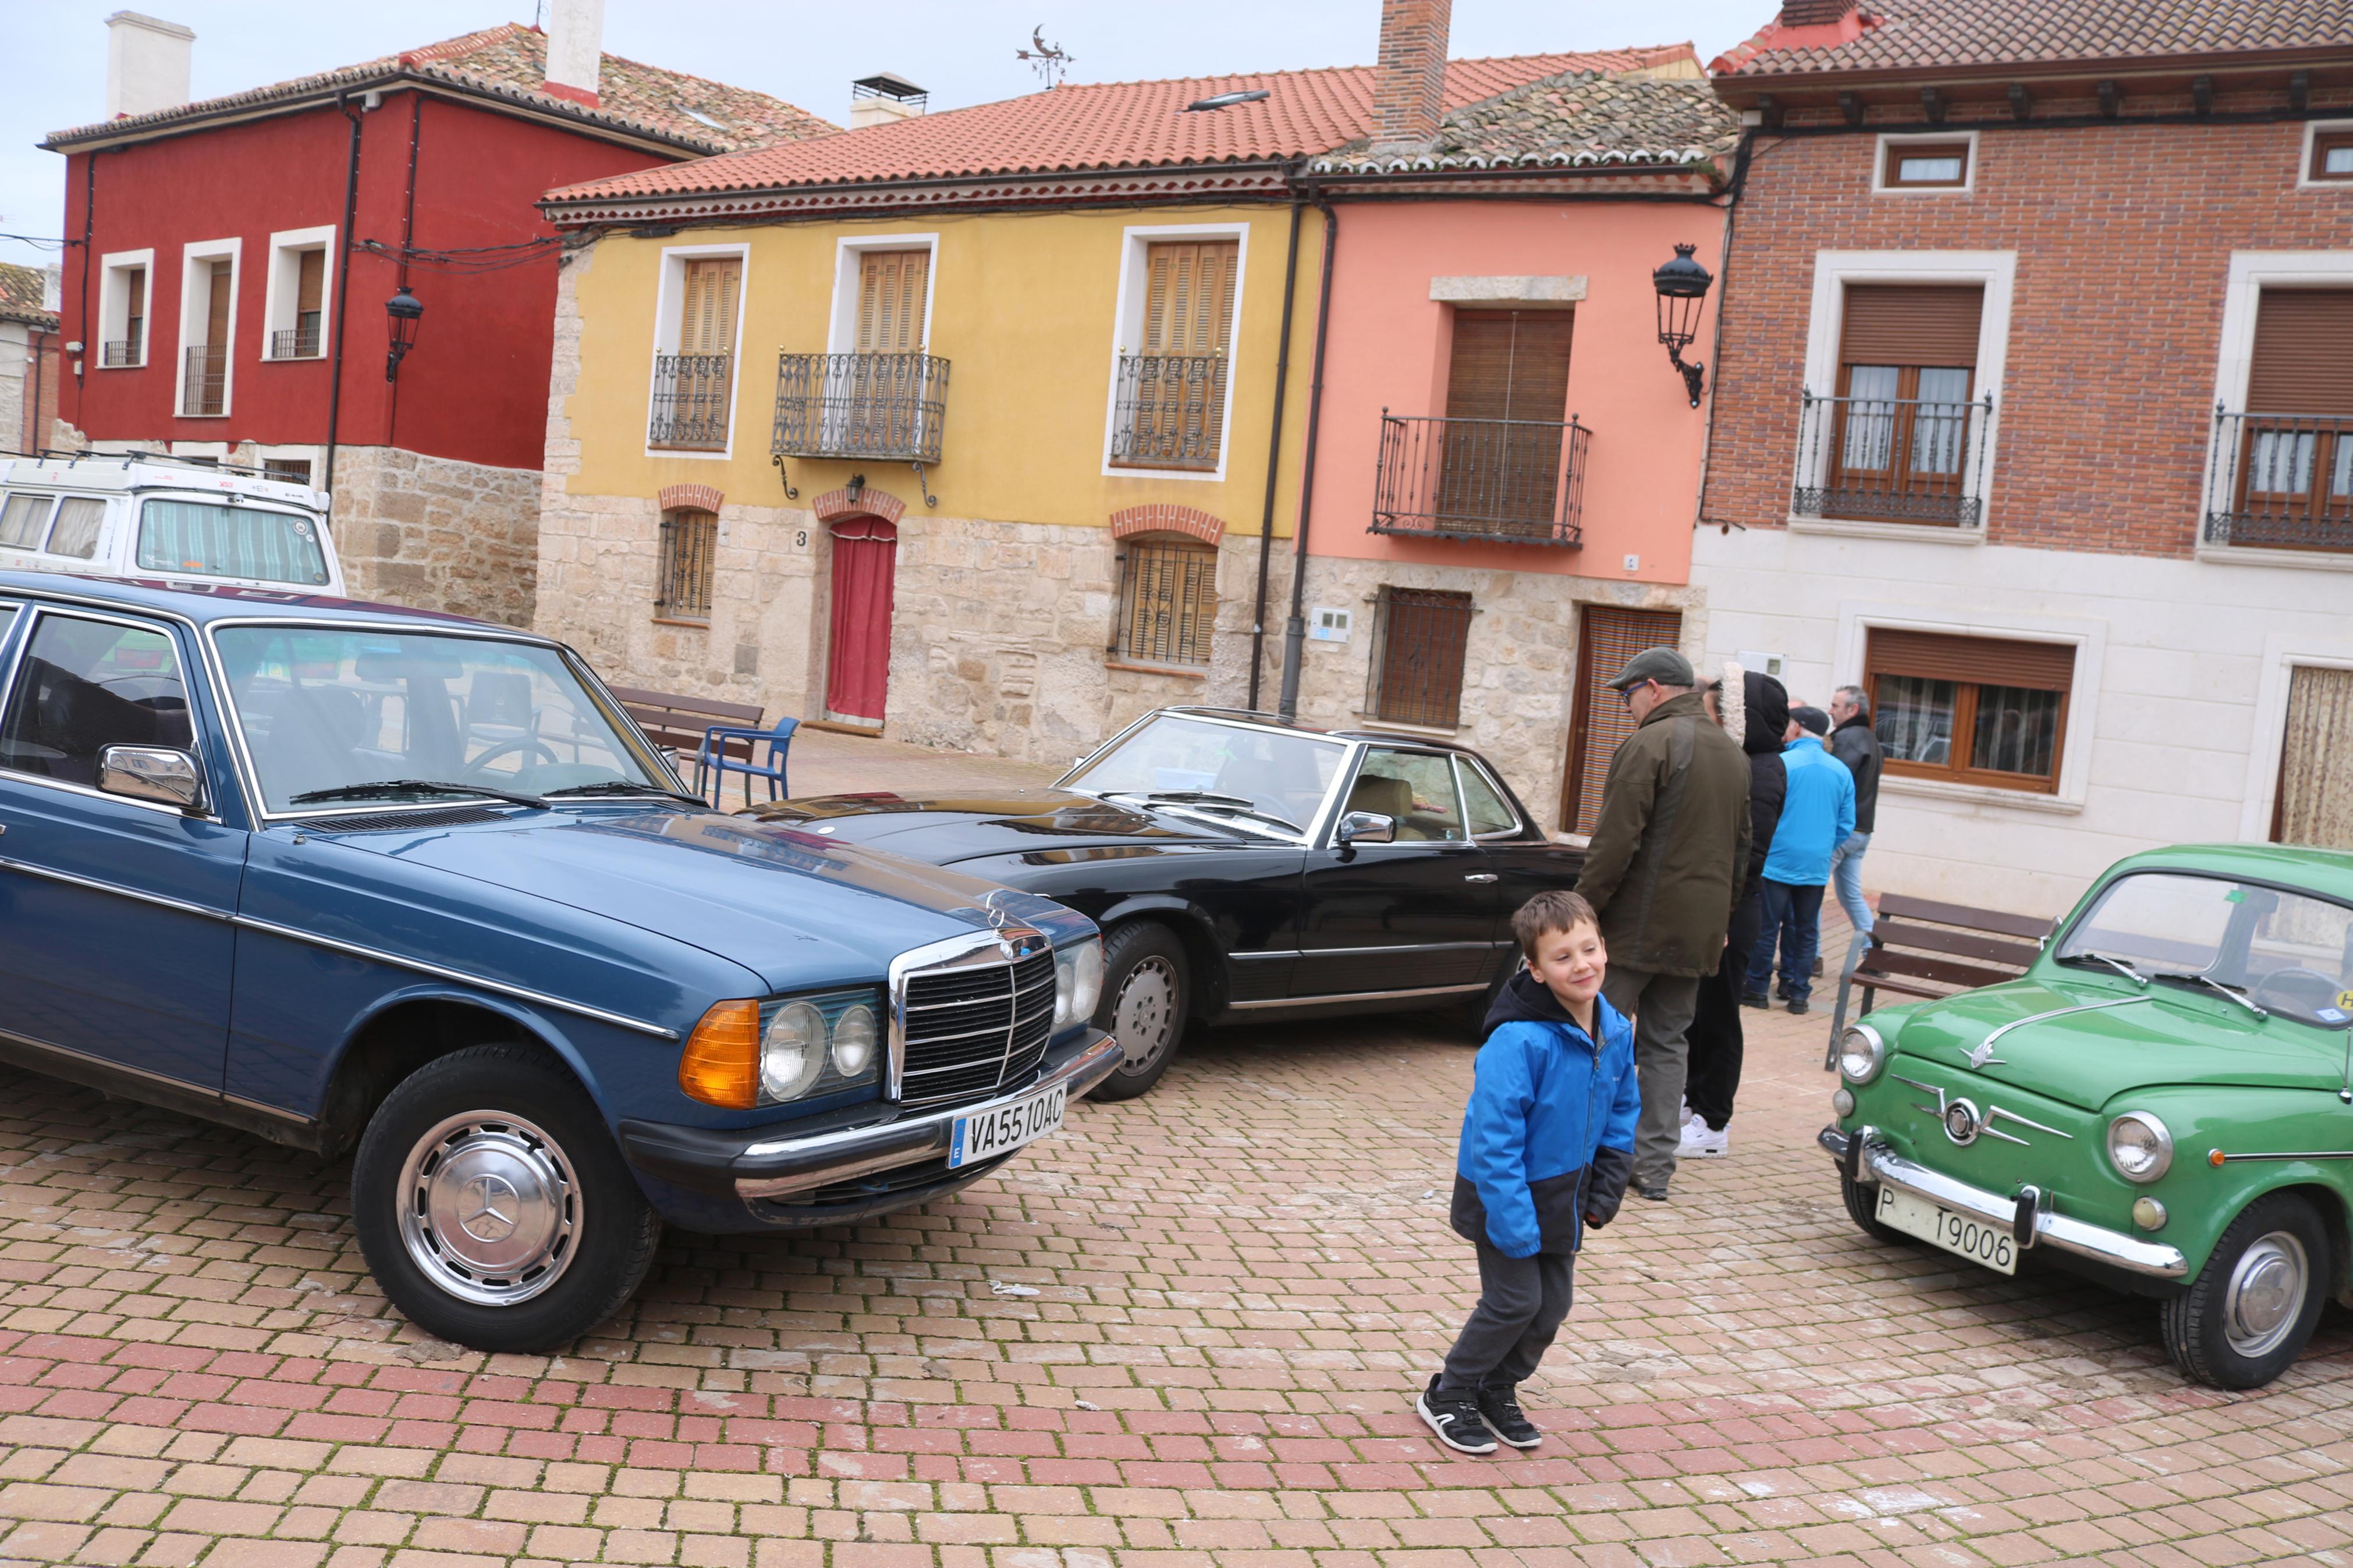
[1438,1242,1575,1392]
[1602,965,1702,1192]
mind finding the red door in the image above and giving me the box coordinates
[825,517,897,727]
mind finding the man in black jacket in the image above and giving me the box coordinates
[1683,669,1787,1155]
[1827,685,1884,938]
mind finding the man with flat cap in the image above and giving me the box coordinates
[1578,647,1752,1201]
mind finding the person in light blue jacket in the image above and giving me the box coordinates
[1415,890,1640,1456]
[1742,706,1857,1015]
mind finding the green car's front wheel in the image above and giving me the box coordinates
[2160,1192,2330,1390]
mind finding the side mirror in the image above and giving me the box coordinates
[98,745,207,813]
[1336,810,1395,847]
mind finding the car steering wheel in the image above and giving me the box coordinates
[462,737,560,780]
[2251,966,2344,1013]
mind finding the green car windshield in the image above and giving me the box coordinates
[2054,870,2353,1028]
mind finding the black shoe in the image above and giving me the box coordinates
[1787,998,1810,1015]
[1636,1183,1670,1202]
[1739,992,1769,1010]
[1774,981,1788,1001]
[1477,1385,1542,1449]
[1416,1375,1498,1454]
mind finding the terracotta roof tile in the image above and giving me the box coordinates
[47,22,833,154]
[1713,0,2353,79]
[1309,70,1739,173]
[545,45,1697,205]
[0,263,58,330]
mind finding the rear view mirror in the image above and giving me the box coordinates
[98,745,207,813]
[1337,810,1395,846]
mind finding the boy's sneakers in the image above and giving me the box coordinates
[1680,1119,1729,1158]
[1415,1376,1499,1454]
[1477,1384,1542,1449]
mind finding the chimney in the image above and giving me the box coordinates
[1369,0,1450,155]
[104,11,194,120]
[544,0,605,107]
[849,73,928,129]
[1780,0,1859,24]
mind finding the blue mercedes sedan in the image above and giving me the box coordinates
[0,573,1117,1350]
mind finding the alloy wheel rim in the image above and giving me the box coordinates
[1114,957,1179,1072]
[2221,1230,2307,1359]
[396,1111,580,1307]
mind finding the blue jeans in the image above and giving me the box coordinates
[1829,830,1873,934]
[1745,880,1824,1004]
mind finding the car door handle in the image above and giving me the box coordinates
[1464,873,1497,883]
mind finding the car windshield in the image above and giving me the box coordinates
[214,625,664,813]
[1065,713,1346,834]
[2054,870,2353,1028]
[139,498,330,586]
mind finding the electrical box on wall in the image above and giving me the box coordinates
[1308,607,1353,643]
[1737,648,1787,680]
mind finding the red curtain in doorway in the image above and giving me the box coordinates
[825,517,897,727]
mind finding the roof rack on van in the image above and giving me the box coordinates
[29,446,297,482]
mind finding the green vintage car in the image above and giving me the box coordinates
[1823,843,2353,1389]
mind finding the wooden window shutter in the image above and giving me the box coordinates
[1866,628,2074,691]
[856,250,928,354]
[1563,606,1682,834]
[1839,284,1983,367]
[1444,310,1574,423]
[2246,289,2353,415]
[1141,241,1238,357]
[205,260,233,347]
[679,258,741,357]
[295,250,324,317]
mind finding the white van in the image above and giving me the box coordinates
[0,453,346,596]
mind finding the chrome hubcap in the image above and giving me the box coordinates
[2223,1230,2308,1358]
[398,1111,579,1307]
[1114,957,1179,1072]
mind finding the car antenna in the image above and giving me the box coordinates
[2339,1021,2352,1104]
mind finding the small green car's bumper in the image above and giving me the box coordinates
[1822,1124,2189,1281]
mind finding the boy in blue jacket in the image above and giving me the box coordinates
[1417,889,1639,1455]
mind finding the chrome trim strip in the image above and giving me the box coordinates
[1844,1136,2188,1279]
[0,1019,226,1097]
[229,914,679,1040]
[1299,940,1497,957]
[1981,995,2154,1050]
[2208,1149,2353,1162]
[0,855,232,922]
[1227,980,1486,1010]
[1230,949,1303,961]
[220,1090,314,1126]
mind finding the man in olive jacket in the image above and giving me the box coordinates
[1578,648,1753,1200]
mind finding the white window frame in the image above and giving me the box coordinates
[1872,129,1979,195]
[1099,221,1251,483]
[2196,250,2353,568]
[97,248,153,369]
[643,241,751,462]
[1794,249,2017,542]
[173,237,241,419]
[2297,119,2353,190]
[2241,633,2353,840]
[251,443,327,493]
[822,232,939,355]
[260,226,336,361]
[1833,598,2104,813]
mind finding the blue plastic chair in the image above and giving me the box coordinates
[694,717,797,807]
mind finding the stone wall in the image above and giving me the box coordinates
[328,445,542,626]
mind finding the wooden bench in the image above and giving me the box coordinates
[1824,893,2054,1068]
[606,685,793,803]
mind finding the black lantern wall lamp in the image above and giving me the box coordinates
[1651,243,1714,408]
[384,285,423,382]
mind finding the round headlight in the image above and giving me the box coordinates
[761,1001,826,1103]
[2107,1111,2173,1183]
[1837,1022,1887,1085]
[831,1002,878,1079]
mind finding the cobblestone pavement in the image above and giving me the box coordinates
[1,763,2351,1565]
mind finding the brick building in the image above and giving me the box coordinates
[1696,0,2353,915]
[0,263,62,456]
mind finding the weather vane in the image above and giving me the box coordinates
[1016,25,1073,88]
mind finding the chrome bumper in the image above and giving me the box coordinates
[1820,1125,2188,1281]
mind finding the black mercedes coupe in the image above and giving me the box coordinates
[744,707,1584,1098]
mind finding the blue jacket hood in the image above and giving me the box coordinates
[1454,993,1641,1257]
[1762,738,1857,887]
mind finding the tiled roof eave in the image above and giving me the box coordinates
[0,308,61,330]
[1717,38,2353,90]
[1304,147,1731,175]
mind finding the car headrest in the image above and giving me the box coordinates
[1346,773,1414,822]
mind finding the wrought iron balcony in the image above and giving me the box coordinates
[2205,410,2353,550]
[101,339,141,368]
[1792,389,1994,527]
[182,346,226,416]
[269,323,322,360]
[1369,411,1589,547]
[648,353,735,451]
[1110,353,1226,471]
[770,351,948,464]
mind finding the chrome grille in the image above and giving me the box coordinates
[899,945,1056,1109]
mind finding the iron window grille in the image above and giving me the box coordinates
[1366,586,1475,730]
[270,321,322,360]
[655,510,719,623]
[102,337,141,367]
[1109,353,1227,470]
[1793,388,1994,527]
[771,351,948,463]
[2205,409,2353,550]
[649,353,735,451]
[1113,538,1218,667]
[182,346,226,415]
[1371,411,1589,547]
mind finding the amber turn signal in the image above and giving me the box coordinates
[680,999,761,1108]
[2208,1149,2227,1167]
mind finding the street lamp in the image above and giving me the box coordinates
[384,285,423,382]
[1651,243,1714,408]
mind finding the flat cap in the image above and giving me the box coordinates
[1791,705,1830,735]
[1606,646,1695,690]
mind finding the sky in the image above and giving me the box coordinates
[0,0,1775,275]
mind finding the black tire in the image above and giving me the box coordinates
[2160,1191,2330,1390]
[352,1043,662,1353]
[1088,922,1190,1101]
[1841,1176,1911,1246]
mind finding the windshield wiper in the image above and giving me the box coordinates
[1177,800,1305,835]
[290,778,548,810]
[2149,969,2269,1018]
[1099,790,1302,835]
[542,780,711,808]
[2060,951,2148,986]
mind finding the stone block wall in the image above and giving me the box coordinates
[328,446,542,626]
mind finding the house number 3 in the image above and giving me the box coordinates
[796,530,808,548]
